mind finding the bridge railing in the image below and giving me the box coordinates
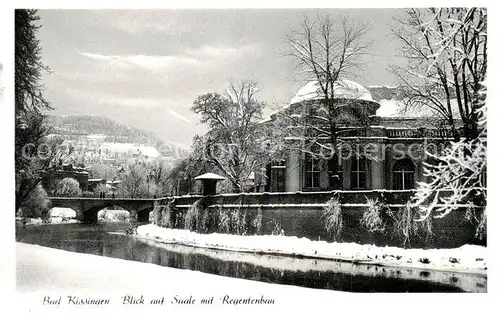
[48,196,157,201]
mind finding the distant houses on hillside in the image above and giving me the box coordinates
[47,131,184,169]
[46,163,90,192]
[45,163,124,195]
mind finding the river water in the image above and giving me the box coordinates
[16,222,486,293]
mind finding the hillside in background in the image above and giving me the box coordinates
[47,115,189,158]
[48,115,159,144]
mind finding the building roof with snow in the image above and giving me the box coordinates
[262,80,463,129]
[263,79,380,123]
[376,98,462,119]
[194,173,226,180]
[290,79,375,104]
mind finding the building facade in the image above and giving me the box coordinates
[261,80,459,193]
[46,163,90,192]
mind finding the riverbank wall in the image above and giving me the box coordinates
[153,190,485,249]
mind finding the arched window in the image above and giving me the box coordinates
[350,156,367,189]
[392,159,415,190]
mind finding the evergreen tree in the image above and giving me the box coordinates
[15,9,68,211]
[15,9,51,115]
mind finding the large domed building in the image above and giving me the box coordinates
[259,79,459,193]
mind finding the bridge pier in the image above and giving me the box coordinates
[74,208,84,221]
[129,209,138,223]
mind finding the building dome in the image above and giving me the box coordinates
[290,79,375,104]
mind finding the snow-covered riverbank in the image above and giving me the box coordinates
[16,242,347,319]
[137,224,487,275]
[16,242,337,295]
[16,207,82,226]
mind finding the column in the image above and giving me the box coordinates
[286,149,301,192]
[343,158,351,190]
[371,143,385,189]
[319,159,329,190]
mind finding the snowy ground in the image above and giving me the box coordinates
[11,243,492,319]
[16,242,340,311]
[17,242,335,294]
[137,224,487,275]
[15,242,346,318]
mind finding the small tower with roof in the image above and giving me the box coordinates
[194,173,226,196]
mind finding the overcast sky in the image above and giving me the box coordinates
[38,9,406,146]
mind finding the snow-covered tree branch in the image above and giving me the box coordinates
[412,83,486,230]
[392,8,487,140]
[392,8,487,238]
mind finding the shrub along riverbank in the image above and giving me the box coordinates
[150,194,485,249]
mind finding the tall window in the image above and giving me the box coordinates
[304,153,320,188]
[350,157,367,189]
[271,159,286,192]
[392,159,415,190]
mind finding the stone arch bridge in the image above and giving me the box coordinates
[48,197,156,223]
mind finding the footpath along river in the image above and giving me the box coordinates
[16,222,486,292]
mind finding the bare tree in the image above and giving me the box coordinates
[191,81,282,193]
[283,14,371,188]
[391,8,487,140]
[392,8,487,233]
[145,158,172,197]
[118,163,146,198]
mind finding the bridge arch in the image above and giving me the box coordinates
[83,205,106,224]
[48,206,77,216]
[48,200,83,220]
[48,198,156,224]
[137,206,154,223]
[82,203,155,224]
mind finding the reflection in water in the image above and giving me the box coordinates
[16,223,485,293]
